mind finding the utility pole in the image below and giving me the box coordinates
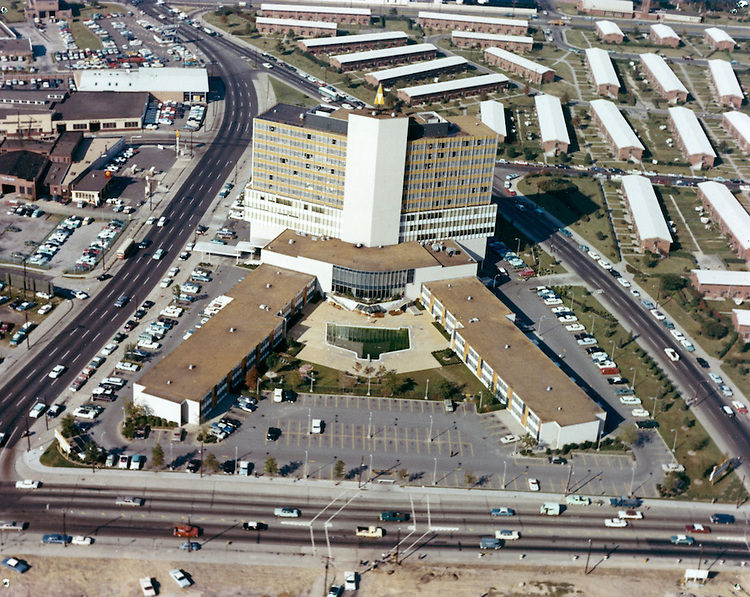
[428,415,433,443]
[62,511,67,548]
[199,440,204,478]
[24,417,30,452]
[584,539,592,574]
[565,463,573,495]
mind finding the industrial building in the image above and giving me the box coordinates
[397,73,508,106]
[24,0,71,21]
[649,23,680,47]
[589,99,644,161]
[262,230,477,300]
[577,0,633,17]
[70,170,111,207]
[416,11,528,35]
[534,94,569,155]
[479,100,506,142]
[298,31,408,55]
[451,30,533,52]
[256,17,337,37]
[705,27,736,51]
[732,309,750,340]
[723,111,750,153]
[596,20,624,43]
[668,106,715,169]
[484,47,554,84]
[259,3,370,24]
[421,277,606,449]
[133,264,317,426]
[585,47,620,98]
[365,56,468,87]
[620,175,672,254]
[691,270,750,300]
[330,43,437,72]
[697,181,750,261]
[0,38,33,71]
[75,67,208,103]
[640,53,688,103]
[245,104,499,256]
[708,60,743,109]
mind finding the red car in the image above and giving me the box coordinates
[173,524,201,538]
[685,524,710,534]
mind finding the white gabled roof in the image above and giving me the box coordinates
[692,269,750,287]
[418,11,528,29]
[77,67,208,92]
[484,47,553,75]
[585,47,619,88]
[332,43,436,65]
[534,94,569,145]
[621,175,672,243]
[596,20,624,37]
[708,59,743,99]
[480,100,506,137]
[733,309,750,327]
[260,3,370,16]
[301,31,407,49]
[451,31,533,45]
[256,17,337,30]
[640,53,687,94]
[367,56,467,83]
[400,73,508,98]
[650,23,679,40]
[580,0,633,12]
[705,27,736,45]
[589,99,644,150]
[724,111,750,145]
[668,107,715,158]
[698,181,750,250]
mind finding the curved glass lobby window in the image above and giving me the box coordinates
[332,266,415,300]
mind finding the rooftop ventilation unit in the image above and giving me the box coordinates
[266,283,272,288]
[288,239,295,245]
[189,364,195,370]
[166,380,172,385]
[229,327,236,333]
[504,344,510,349]
[467,296,473,301]
[259,304,268,310]
[546,386,552,392]
[468,317,479,323]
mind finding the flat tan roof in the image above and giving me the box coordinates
[265,229,475,271]
[424,277,604,427]
[138,264,315,404]
[62,137,118,187]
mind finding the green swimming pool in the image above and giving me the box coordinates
[325,324,410,359]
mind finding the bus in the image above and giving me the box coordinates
[116,237,135,260]
[319,87,341,102]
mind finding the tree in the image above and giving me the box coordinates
[520,433,537,451]
[60,414,78,438]
[265,353,279,370]
[205,453,220,473]
[382,370,401,396]
[152,443,165,469]
[703,320,729,339]
[334,459,345,479]
[83,440,100,464]
[352,361,362,375]
[264,456,278,477]
[245,367,260,393]
[172,284,182,297]
[661,273,687,293]
[437,379,461,400]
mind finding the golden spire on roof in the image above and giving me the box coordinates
[374,84,384,107]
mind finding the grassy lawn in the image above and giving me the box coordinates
[68,20,102,50]
[40,441,88,468]
[269,77,318,107]
[4,0,25,22]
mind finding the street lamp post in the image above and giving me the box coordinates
[309,373,315,393]
[428,415,433,443]
[304,449,309,479]
[502,460,507,489]
[432,457,438,486]
[515,237,521,255]
[424,378,430,400]
[610,340,616,361]
[629,462,636,496]
[368,411,373,439]
[671,428,678,453]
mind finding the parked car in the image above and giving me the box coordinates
[169,568,193,588]
[1,557,29,573]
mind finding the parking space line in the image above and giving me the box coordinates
[447,429,453,457]
[403,426,408,453]
[415,427,420,455]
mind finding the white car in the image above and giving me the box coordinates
[15,479,40,489]
[160,277,172,288]
[587,250,600,260]
[720,385,734,397]
[664,348,680,362]
[101,343,117,356]
[72,290,89,299]
[566,324,586,332]
[709,373,724,385]
[605,518,628,528]
[500,434,520,444]
[617,278,632,288]
[577,337,597,346]
[48,364,66,379]
[71,535,93,545]
[631,408,650,417]
[310,419,323,434]
[630,288,640,297]
[550,306,572,314]
[544,298,563,306]
[169,568,192,588]
[650,309,666,321]
[618,510,643,519]
[29,402,46,418]
[73,406,102,420]
[598,259,612,270]
[115,361,140,372]
[38,303,53,315]
[557,315,578,324]
[620,396,642,405]
[527,478,540,491]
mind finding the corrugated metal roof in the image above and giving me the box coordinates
[451,30,533,45]
[256,16,337,29]
[535,94,569,145]
[484,47,553,75]
[480,100,506,137]
[621,175,672,243]
[692,269,750,287]
[596,20,624,37]
[368,56,467,83]
[640,53,687,94]
[585,47,619,88]
[332,43,436,65]
[668,106,715,158]
[418,10,528,28]
[301,31,407,48]
[400,73,508,98]
[590,99,644,150]
[650,23,679,40]
[698,181,750,250]
[77,67,208,93]
[708,59,743,100]
[725,111,750,145]
[260,3,370,15]
[705,27,736,45]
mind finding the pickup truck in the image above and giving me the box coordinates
[173,524,201,537]
[379,511,409,522]
[479,537,504,550]
[355,526,384,538]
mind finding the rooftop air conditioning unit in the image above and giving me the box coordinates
[189,364,195,370]
[266,283,272,288]
[259,304,268,310]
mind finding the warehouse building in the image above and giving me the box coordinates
[259,3,370,24]
[417,11,528,35]
[708,60,743,109]
[577,0,633,17]
[330,43,437,72]
[365,56,468,87]
[732,309,750,340]
[54,91,148,133]
[650,23,680,47]
[479,100,506,142]
[589,99,644,161]
[451,30,533,52]
[535,94,569,155]
[697,181,750,261]
[596,20,624,43]
[70,170,111,207]
[621,174,672,254]
[640,53,688,103]
[484,47,554,84]
[133,264,318,425]
[421,277,606,449]
[705,27,736,51]
[397,73,509,106]
[668,106,715,169]
[691,270,750,300]
[585,47,620,98]
[0,150,48,198]
[723,111,750,153]
[256,17,337,37]
[298,31,408,55]
[0,38,33,71]
[75,67,209,103]
[25,0,72,21]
